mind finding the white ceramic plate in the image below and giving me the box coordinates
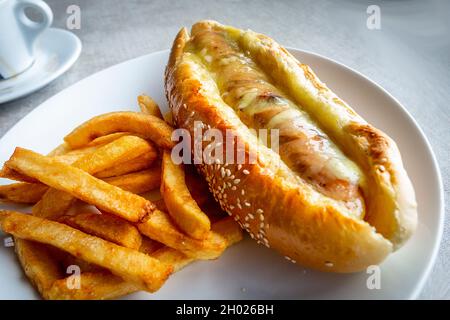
[0,28,81,104]
[0,49,443,300]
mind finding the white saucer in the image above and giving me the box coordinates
[0,28,81,104]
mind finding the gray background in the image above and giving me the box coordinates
[0,0,448,299]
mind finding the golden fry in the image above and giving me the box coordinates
[95,151,156,179]
[73,136,156,175]
[0,166,37,183]
[138,95,163,118]
[86,132,132,147]
[58,212,142,250]
[211,216,243,246]
[104,167,161,194]
[0,211,172,292]
[47,271,139,300]
[185,166,213,207]
[152,217,242,271]
[59,253,102,273]
[139,236,163,255]
[46,216,243,300]
[137,209,226,259]
[161,151,211,239]
[47,143,71,156]
[0,167,160,205]
[14,238,63,300]
[0,183,48,204]
[64,112,174,149]
[6,148,154,222]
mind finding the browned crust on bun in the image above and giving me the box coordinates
[164,20,417,272]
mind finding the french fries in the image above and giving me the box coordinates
[103,167,161,194]
[14,238,64,300]
[94,151,156,178]
[64,112,175,150]
[5,148,155,222]
[137,209,226,259]
[0,167,161,206]
[47,143,71,156]
[33,136,156,219]
[45,216,243,300]
[59,253,102,273]
[0,100,246,300]
[0,211,173,292]
[138,95,163,118]
[0,166,38,183]
[70,135,157,175]
[58,212,142,250]
[86,132,132,147]
[0,182,48,204]
[161,150,211,239]
[47,272,139,300]
[139,236,164,255]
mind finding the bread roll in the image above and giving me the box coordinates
[164,20,417,272]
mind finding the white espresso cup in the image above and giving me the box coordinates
[0,0,53,79]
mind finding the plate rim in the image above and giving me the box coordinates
[0,47,444,300]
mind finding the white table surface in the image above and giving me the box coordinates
[0,0,448,299]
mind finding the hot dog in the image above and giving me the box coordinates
[165,20,417,272]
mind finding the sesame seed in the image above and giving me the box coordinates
[237,203,242,209]
[248,213,254,219]
[325,262,334,267]
[237,164,242,170]
[256,209,263,214]
[285,256,292,261]
[259,214,264,221]
[226,169,231,177]
[243,223,249,228]
[244,216,249,221]
[243,169,250,175]
[241,189,245,195]
[227,182,232,187]
[234,179,241,184]
[229,175,235,180]
[244,202,251,207]
[220,167,225,178]
[223,194,227,199]
[231,186,237,191]
[250,233,255,239]
[229,205,235,210]
[260,222,264,229]
[215,159,220,164]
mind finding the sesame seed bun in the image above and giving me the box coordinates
[164,21,417,272]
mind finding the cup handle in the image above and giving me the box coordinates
[14,0,53,50]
